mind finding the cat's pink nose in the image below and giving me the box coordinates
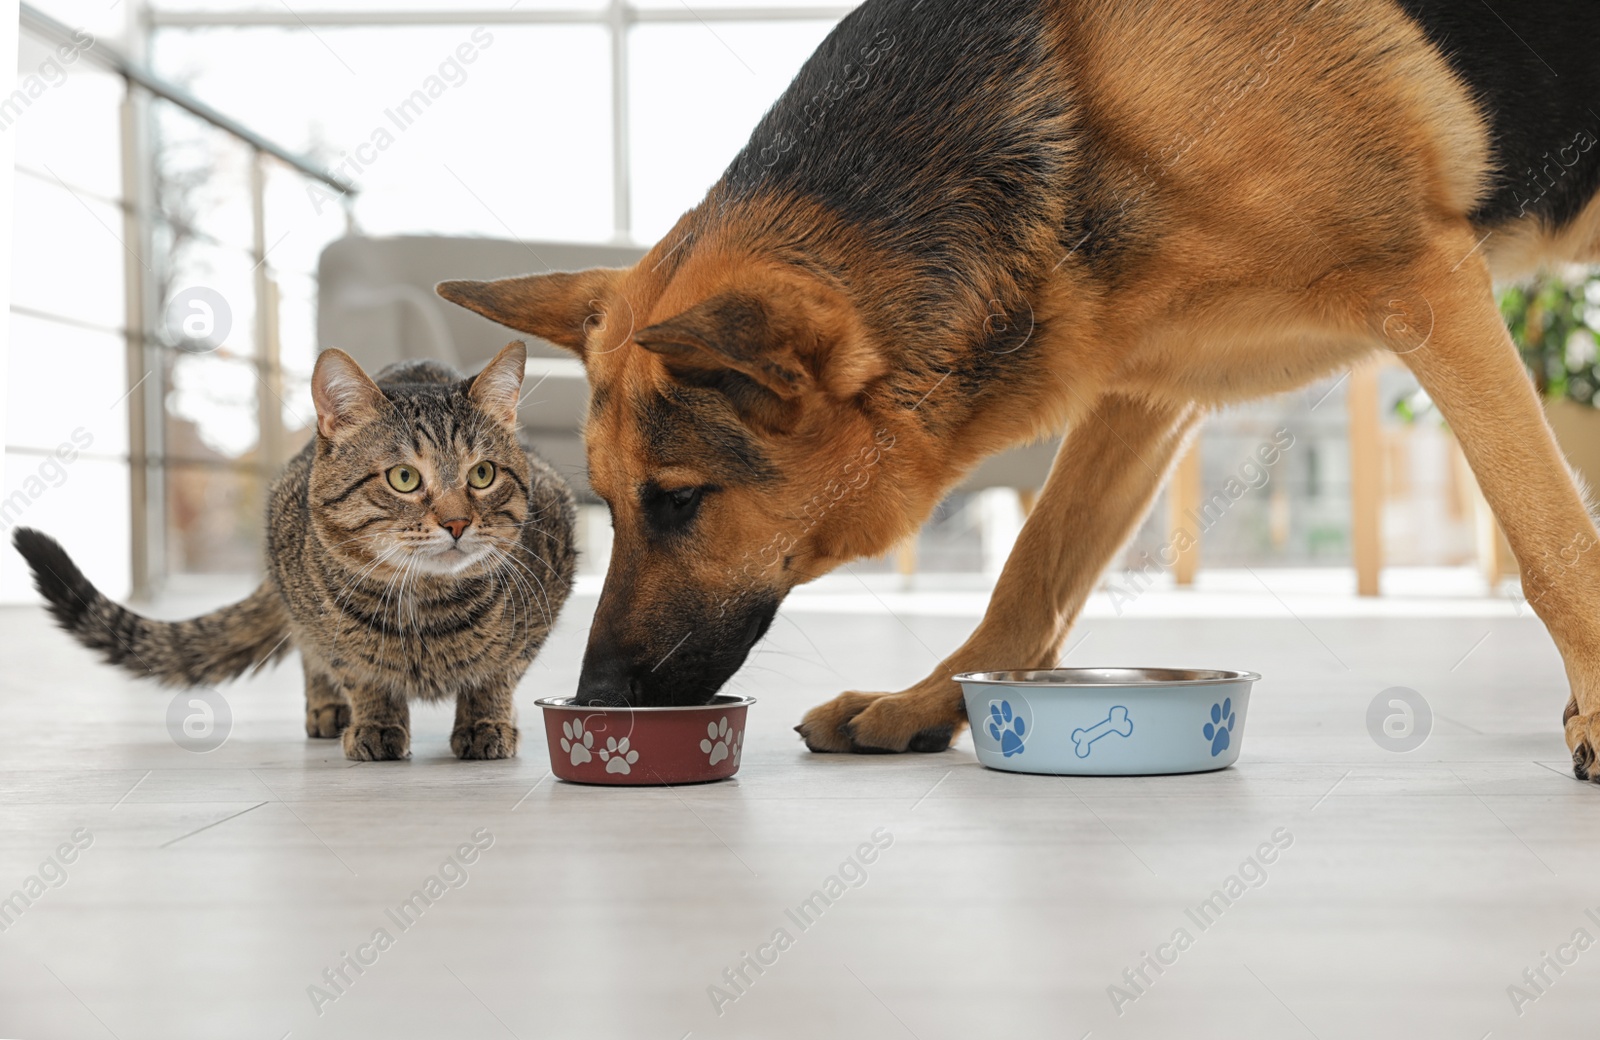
[440,517,470,540]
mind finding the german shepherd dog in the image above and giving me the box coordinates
[440,0,1600,776]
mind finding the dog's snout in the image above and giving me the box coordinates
[575,651,638,707]
[742,599,779,651]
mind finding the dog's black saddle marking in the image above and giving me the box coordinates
[1397,0,1600,230]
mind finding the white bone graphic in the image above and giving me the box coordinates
[1071,705,1133,758]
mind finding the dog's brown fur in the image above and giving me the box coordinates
[441,0,1600,776]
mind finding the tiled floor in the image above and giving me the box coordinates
[2,572,1597,1039]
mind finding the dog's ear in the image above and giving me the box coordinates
[436,269,624,355]
[631,275,886,399]
[633,291,814,400]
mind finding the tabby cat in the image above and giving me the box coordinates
[12,342,576,761]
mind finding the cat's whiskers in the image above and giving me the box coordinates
[393,560,407,644]
[329,544,404,650]
[326,542,409,662]
[398,552,421,635]
[486,527,560,584]
[323,527,389,551]
[331,542,401,602]
[480,546,519,625]
[492,544,544,640]
[495,547,546,633]
[403,552,426,634]
[372,549,414,664]
[487,551,533,641]
[488,545,554,628]
[504,510,549,531]
[324,537,393,607]
[386,557,409,665]
[329,551,401,647]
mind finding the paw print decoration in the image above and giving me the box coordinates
[700,717,742,766]
[1204,698,1236,757]
[560,719,594,765]
[597,736,639,775]
[987,700,1027,757]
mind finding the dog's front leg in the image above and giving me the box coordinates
[797,395,1198,753]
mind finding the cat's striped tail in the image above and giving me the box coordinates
[12,528,293,686]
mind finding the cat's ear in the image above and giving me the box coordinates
[311,349,388,439]
[435,268,624,355]
[469,341,527,426]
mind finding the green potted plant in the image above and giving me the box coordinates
[1500,269,1600,492]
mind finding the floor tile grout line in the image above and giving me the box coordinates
[1531,759,1584,782]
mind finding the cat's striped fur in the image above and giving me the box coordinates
[13,343,576,760]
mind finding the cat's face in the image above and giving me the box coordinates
[308,345,531,579]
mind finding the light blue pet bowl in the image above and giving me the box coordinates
[956,668,1259,775]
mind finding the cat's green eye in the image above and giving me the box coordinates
[386,465,421,493]
[467,461,496,489]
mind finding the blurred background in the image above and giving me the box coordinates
[4,0,1598,610]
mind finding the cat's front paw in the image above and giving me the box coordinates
[451,721,519,760]
[343,723,410,761]
[306,703,351,739]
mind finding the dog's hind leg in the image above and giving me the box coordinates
[1396,230,1600,780]
[797,395,1198,753]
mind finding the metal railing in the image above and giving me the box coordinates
[21,5,359,197]
[147,1,858,242]
[19,3,359,597]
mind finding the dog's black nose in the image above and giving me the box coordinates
[574,651,636,707]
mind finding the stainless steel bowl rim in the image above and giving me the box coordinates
[534,695,756,712]
[954,667,1260,687]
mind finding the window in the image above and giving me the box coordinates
[7,1,859,598]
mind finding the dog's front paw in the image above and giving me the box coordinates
[306,703,350,739]
[797,691,890,753]
[452,721,519,760]
[1565,704,1600,781]
[343,723,410,761]
[797,681,963,754]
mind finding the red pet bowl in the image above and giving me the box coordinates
[535,695,754,786]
